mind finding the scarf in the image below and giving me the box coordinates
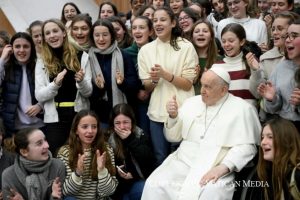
[68,34,91,52]
[88,41,127,106]
[14,151,53,200]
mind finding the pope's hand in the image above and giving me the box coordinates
[166,95,178,118]
[199,164,229,186]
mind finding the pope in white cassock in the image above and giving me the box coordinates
[141,67,261,200]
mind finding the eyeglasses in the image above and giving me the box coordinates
[227,0,241,7]
[178,15,191,22]
[281,33,300,41]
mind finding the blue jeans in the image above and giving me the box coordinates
[122,180,145,200]
[136,103,150,136]
[149,120,170,166]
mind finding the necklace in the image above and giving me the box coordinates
[201,94,229,139]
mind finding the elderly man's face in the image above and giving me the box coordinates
[200,71,227,106]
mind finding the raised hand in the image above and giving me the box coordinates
[75,68,85,82]
[166,95,178,118]
[76,153,86,176]
[116,69,124,85]
[290,88,300,106]
[246,52,259,70]
[7,188,24,200]
[1,44,13,63]
[96,150,107,172]
[95,74,105,89]
[54,69,67,86]
[257,81,276,101]
[51,177,62,199]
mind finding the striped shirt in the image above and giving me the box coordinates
[57,144,118,200]
[211,52,257,107]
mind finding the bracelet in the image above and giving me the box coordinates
[169,74,175,82]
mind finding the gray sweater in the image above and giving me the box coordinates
[264,59,300,121]
[2,157,65,200]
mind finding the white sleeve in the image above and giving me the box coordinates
[221,144,257,172]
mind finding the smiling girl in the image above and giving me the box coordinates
[70,13,93,52]
[125,16,154,134]
[257,117,300,200]
[0,32,44,137]
[2,128,65,200]
[138,7,198,165]
[191,20,220,95]
[88,19,139,128]
[258,19,300,131]
[35,19,92,155]
[212,23,258,106]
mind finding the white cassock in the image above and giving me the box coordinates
[141,94,261,200]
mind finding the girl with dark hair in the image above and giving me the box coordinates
[258,19,300,131]
[207,0,229,33]
[107,103,155,200]
[211,23,259,106]
[35,19,92,155]
[88,19,139,127]
[0,32,44,137]
[125,16,154,134]
[28,20,43,56]
[138,6,198,165]
[99,1,118,19]
[191,20,220,94]
[107,16,133,49]
[2,128,65,200]
[136,5,156,21]
[69,13,93,52]
[168,0,189,15]
[152,0,167,9]
[57,110,118,200]
[178,7,200,40]
[61,2,81,29]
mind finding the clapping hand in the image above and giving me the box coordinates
[257,81,276,101]
[75,68,85,83]
[95,74,105,89]
[116,69,124,85]
[5,188,24,200]
[290,88,300,107]
[246,52,259,70]
[96,150,106,172]
[52,177,62,199]
[76,153,86,176]
[54,69,67,86]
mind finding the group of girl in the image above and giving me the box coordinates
[0,0,300,199]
